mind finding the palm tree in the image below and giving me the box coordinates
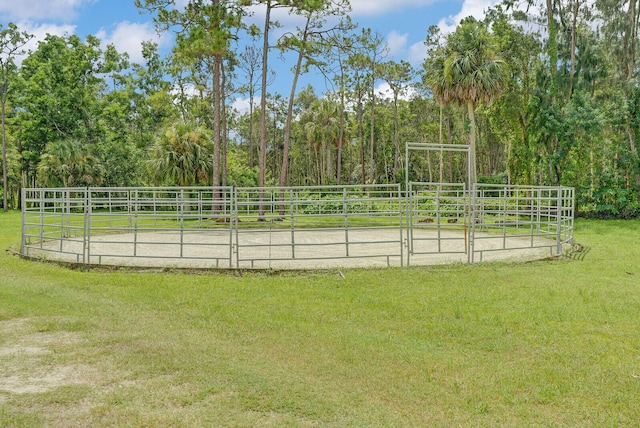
[37,139,104,187]
[425,17,509,186]
[147,123,213,187]
[305,99,340,185]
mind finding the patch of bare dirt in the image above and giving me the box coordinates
[0,318,89,395]
[0,365,88,394]
[0,345,51,357]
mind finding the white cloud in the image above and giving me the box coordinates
[437,0,500,34]
[385,31,408,58]
[241,3,329,41]
[408,40,427,66]
[0,0,94,22]
[171,82,199,100]
[232,96,261,115]
[7,20,167,67]
[17,21,76,40]
[239,0,436,20]
[376,82,393,99]
[349,0,438,16]
[96,21,169,64]
[375,81,418,101]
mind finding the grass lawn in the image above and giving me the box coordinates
[1,209,639,427]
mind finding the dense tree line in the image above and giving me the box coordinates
[1,0,639,218]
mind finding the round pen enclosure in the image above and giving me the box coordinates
[20,183,575,270]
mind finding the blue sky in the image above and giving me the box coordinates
[0,0,500,106]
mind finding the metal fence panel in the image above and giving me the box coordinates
[233,184,404,269]
[470,184,575,262]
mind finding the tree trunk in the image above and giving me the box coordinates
[369,73,376,184]
[212,54,221,212]
[337,64,345,185]
[392,94,400,178]
[467,100,478,187]
[258,2,271,219]
[358,97,365,186]
[221,59,228,188]
[568,0,580,97]
[326,139,333,183]
[438,103,444,183]
[315,146,322,185]
[447,115,453,183]
[547,0,558,98]
[248,86,255,168]
[279,12,311,214]
[623,0,638,81]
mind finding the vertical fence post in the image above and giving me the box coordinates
[233,187,239,268]
[343,187,349,257]
[59,190,65,252]
[556,187,563,255]
[407,182,412,266]
[85,188,91,264]
[405,142,409,194]
[20,187,26,255]
[134,189,139,257]
[290,188,296,259]
[569,187,576,243]
[179,189,184,258]
[468,184,476,263]
[38,189,45,249]
[398,183,404,267]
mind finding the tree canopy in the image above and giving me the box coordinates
[1,0,639,218]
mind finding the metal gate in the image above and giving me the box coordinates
[407,182,470,265]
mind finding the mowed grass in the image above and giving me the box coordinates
[1,210,639,427]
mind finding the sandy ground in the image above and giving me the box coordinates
[24,227,559,270]
[0,319,89,397]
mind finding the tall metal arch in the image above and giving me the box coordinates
[404,142,473,264]
[404,142,471,189]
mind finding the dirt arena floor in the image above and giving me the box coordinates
[25,227,558,270]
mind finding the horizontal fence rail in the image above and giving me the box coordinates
[21,184,575,270]
[232,185,404,269]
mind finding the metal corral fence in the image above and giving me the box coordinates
[406,183,575,265]
[470,184,575,262]
[20,184,574,269]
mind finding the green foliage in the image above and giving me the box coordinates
[0,136,20,208]
[304,98,340,185]
[415,192,463,217]
[226,148,260,187]
[0,1,638,218]
[1,23,32,211]
[478,172,508,185]
[298,193,380,215]
[147,123,213,187]
[36,139,105,187]
[97,138,145,187]
[17,34,107,184]
[582,178,640,219]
